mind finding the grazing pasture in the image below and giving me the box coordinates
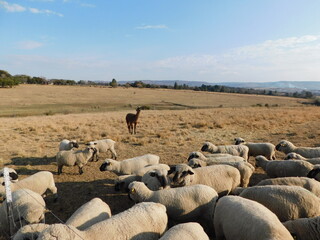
[0,85,319,238]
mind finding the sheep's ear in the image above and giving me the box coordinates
[168,166,175,175]
[188,170,195,175]
[106,161,111,166]
[130,188,136,194]
[149,172,157,177]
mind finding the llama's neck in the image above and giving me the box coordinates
[135,110,141,120]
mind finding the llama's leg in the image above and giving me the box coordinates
[134,123,137,134]
[127,123,131,134]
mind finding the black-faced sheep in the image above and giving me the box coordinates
[234,137,276,160]
[276,140,320,158]
[201,142,249,160]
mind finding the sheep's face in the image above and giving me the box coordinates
[307,168,320,181]
[169,165,194,187]
[71,141,79,148]
[187,152,201,161]
[148,171,170,189]
[275,140,289,151]
[234,138,245,145]
[99,160,114,172]
[284,152,298,160]
[201,143,210,152]
[187,159,202,168]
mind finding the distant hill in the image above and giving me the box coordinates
[118,80,320,93]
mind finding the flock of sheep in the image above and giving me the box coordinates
[1,137,320,240]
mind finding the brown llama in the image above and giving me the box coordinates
[126,107,141,134]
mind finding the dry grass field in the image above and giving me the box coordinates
[0,84,319,238]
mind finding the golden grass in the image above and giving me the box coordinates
[0,84,308,117]
[0,85,319,234]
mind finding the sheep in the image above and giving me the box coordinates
[99,154,160,175]
[128,181,218,235]
[0,167,19,182]
[159,222,209,240]
[256,177,320,197]
[0,171,57,201]
[88,139,117,161]
[59,139,79,151]
[169,164,241,196]
[187,151,245,162]
[0,189,46,237]
[66,198,111,230]
[239,185,320,222]
[37,202,168,240]
[13,198,111,240]
[134,163,170,176]
[188,158,254,187]
[214,195,293,240]
[276,140,320,158]
[255,155,314,177]
[234,137,276,160]
[307,167,320,181]
[201,142,249,160]
[283,216,320,240]
[141,168,171,191]
[114,174,142,192]
[284,152,320,165]
[56,144,96,175]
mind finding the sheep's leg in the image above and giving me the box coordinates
[110,147,117,160]
[79,167,84,175]
[57,165,63,175]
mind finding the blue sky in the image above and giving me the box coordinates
[1,0,320,82]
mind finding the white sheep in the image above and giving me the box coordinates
[0,167,19,183]
[66,197,111,230]
[284,152,320,164]
[0,171,57,201]
[256,177,320,197]
[133,163,170,176]
[187,151,244,162]
[169,164,241,196]
[188,158,254,187]
[234,137,276,160]
[56,144,96,175]
[201,142,249,160]
[13,224,49,240]
[214,195,293,240]
[37,202,168,240]
[13,198,111,240]
[99,154,160,175]
[128,181,218,235]
[59,139,79,151]
[114,174,141,192]
[0,189,46,237]
[255,155,314,177]
[88,139,117,161]
[276,140,320,158]
[283,216,320,240]
[141,168,171,191]
[239,185,320,222]
[159,222,209,240]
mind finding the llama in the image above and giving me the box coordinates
[126,107,141,134]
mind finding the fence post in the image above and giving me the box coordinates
[3,167,15,238]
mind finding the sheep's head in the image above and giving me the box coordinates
[99,159,116,172]
[275,140,291,151]
[201,142,211,152]
[234,137,245,145]
[168,164,194,187]
[255,155,268,168]
[307,167,320,181]
[128,181,148,203]
[187,151,200,161]
[143,169,170,190]
[187,158,203,168]
[70,140,79,149]
[284,152,301,160]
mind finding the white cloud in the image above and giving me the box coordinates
[0,1,63,16]
[16,41,44,50]
[136,24,168,30]
[80,3,95,8]
[0,1,25,12]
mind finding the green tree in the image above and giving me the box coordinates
[110,78,118,88]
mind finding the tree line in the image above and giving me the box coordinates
[0,70,317,101]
